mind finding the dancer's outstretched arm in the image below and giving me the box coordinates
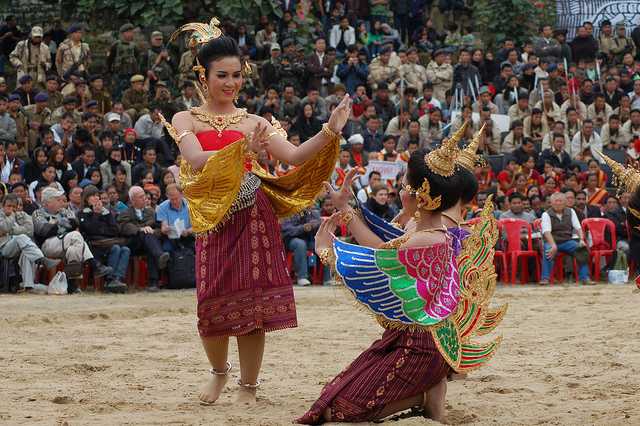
[260,95,352,165]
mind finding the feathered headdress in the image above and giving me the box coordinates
[594,149,640,194]
[170,17,222,47]
[425,120,469,177]
[457,123,486,171]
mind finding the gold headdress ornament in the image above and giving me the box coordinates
[457,123,486,171]
[593,149,640,194]
[169,17,222,48]
[425,120,469,177]
[406,178,442,212]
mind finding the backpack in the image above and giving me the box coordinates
[167,243,196,289]
[0,257,20,293]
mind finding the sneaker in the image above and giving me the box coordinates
[158,252,170,270]
[581,279,597,286]
[146,283,160,293]
[94,263,113,278]
[538,279,549,286]
[104,279,128,293]
[297,278,311,286]
[37,257,61,270]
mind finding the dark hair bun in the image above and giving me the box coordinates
[195,36,241,78]
[406,150,464,212]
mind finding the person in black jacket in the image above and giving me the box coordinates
[569,26,599,64]
[78,187,129,292]
[452,49,481,98]
[539,133,572,173]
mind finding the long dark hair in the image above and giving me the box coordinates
[406,150,464,212]
[195,36,241,79]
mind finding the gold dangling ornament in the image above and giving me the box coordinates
[406,179,442,221]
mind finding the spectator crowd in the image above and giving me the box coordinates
[0,1,639,290]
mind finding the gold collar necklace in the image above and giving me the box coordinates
[190,106,248,136]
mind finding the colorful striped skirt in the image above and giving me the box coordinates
[296,328,450,424]
[195,189,297,337]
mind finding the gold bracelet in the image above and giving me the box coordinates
[317,248,335,266]
[177,130,194,143]
[321,123,339,140]
[339,208,355,226]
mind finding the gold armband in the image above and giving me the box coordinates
[266,131,280,139]
[321,123,339,140]
[159,113,194,146]
[339,208,355,226]
[317,247,335,266]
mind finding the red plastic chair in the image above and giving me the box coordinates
[286,250,322,285]
[493,221,508,282]
[499,218,540,284]
[582,218,616,281]
[532,218,578,284]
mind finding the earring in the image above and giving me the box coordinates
[234,92,239,103]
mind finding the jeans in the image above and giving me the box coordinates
[129,233,164,282]
[541,240,590,281]
[107,245,130,280]
[287,237,311,279]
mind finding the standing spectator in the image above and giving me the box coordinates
[610,23,635,65]
[533,24,561,63]
[0,96,16,144]
[368,47,399,91]
[33,187,112,289]
[260,43,282,91]
[336,45,368,95]
[329,16,356,56]
[540,192,592,285]
[13,75,38,106]
[0,193,59,290]
[177,44,197,87]
[24,92,52,150]
[306,37,334,95]
[0,16,24,76]
[391,0,411,43]
[400,47,428,93]
[55,23,91,81]
[9,26,51,86]
[452,48,481,98]
[78,189,129,292]
[117,186,169,292]
[281,207,321,286]
[569,26,598,63]
[141,31,174,93]
[255,21,278,59]
[44,75,63,110]
[426,49,453,103]
[106,23,140,99]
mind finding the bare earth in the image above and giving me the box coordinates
[1,284,640,426]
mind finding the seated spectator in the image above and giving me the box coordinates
[156,184,194,253]
[65,128,93,163]
[71,145,99,180]
[292,103,322,143]
[33,187,112,290]
[281,207,321,286]
[478,107,501,154]
[584,171,608,206]
[398,119,428,151]
[539,133,572,174]
[100,145,132,189]
[523,108,548,147]
[104,184,128,214]
[602,195,629,257]
[10,182,37,215]
[67,186,83,215]
[117,186,169,292]
[0,193,59,290]
[366,184,397,221]
[78,188,129,293]
[540,192,593,285]
[500,192,536,223]
[132,147,163,186]
[121,74,149,121]
[570,119,602,162]
[1,141,24,183]
[512,138,539,166]
[501,120,524,153]
[600,114,628,149]
[133,104,174,166]
[574,190,602,221]
[519,155,544,187]
[28,164,64,200]
[347,133,368,168]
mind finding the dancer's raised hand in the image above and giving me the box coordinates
[315,212,340,252]
[248,121,269,153]
[322,168,359,210]
[327,95,352,134]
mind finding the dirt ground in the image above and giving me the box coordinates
[1,284,639,426]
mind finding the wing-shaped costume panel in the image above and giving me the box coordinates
[334,239,460,328]
[357,200,405,242]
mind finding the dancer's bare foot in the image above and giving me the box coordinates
[235,382,258,405]
[425,378,447,423]
[199,363,231,405]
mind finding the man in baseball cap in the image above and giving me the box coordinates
[9,26,51,87]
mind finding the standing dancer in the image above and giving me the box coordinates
[298,136,504,423]
[162,18,351,405]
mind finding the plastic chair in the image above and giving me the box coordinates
[81,262,104,291]
[499,218,540,284]
[582,218,616,281]
[286,250,322,285]
[493,221,508,283]
[549,252,579,284]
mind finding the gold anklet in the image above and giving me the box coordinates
[209,362,232,376]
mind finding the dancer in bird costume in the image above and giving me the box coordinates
[595,150,640,288]
[297,125,505,424]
